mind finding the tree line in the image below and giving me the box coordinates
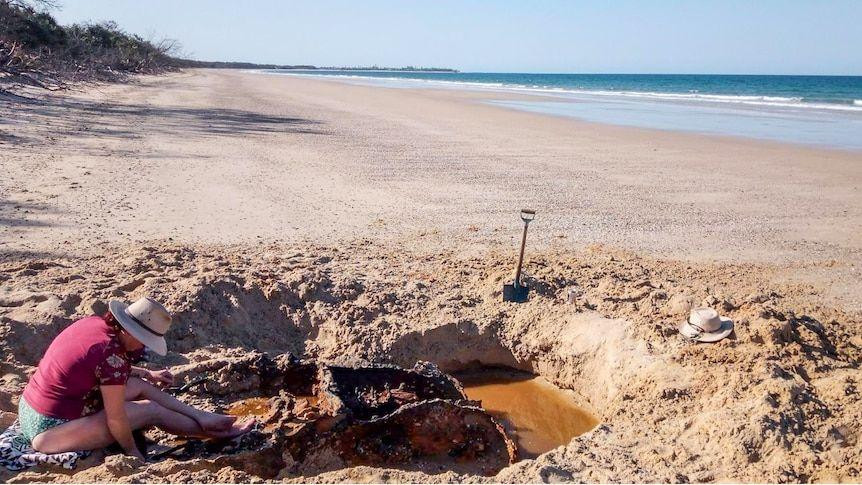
[0,0,179,88]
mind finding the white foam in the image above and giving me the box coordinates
[257,71,862,113]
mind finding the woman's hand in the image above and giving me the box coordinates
[145,369,174,387]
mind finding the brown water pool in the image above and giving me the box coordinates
[455,368,598,459]
[227,396,320,419]
[227,397,272,417]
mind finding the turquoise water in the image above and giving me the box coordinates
[261,70,862,150]
[266,71,862,109]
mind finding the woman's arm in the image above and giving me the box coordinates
[100,384,145,460]
[131,366,174,387]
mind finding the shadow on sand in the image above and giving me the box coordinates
[0,199,62,229]
[0,94,329,148]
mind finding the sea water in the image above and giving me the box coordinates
[260,70,862,150]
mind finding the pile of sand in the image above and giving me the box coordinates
[0,240,859,482]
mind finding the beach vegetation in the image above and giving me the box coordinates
[0,0,179,88]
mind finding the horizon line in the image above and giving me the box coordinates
[189,59,862,77]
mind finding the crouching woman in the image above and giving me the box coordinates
[18,297,252,460]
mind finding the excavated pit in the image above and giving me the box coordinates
[5,244,857,482]
[150,353,518,478]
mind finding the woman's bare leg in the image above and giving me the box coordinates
[124,377,235,431]
[31,399,254,454]
[31,400,198,454]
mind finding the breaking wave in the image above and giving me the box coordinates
[258,70,862,113]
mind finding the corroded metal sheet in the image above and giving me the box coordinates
[163,353,516,477]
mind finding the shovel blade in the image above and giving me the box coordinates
[503,283,529,302]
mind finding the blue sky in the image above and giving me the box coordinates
[52,1,862,75]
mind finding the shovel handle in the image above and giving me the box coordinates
[514,210,535,286]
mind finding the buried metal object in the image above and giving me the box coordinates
[165,376,208,395]
[503,208,536,302]
[153,354,516,477]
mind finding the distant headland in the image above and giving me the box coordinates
[180,60,458,72]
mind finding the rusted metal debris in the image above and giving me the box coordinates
[157,353,516,478]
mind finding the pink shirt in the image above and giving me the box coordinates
[22,315,136,419]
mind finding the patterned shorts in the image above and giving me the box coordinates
[17,398,69,443]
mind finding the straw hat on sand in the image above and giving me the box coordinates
[109,297,172,355]
[679,307,734,342]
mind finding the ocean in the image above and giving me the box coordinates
[260,70,862,150]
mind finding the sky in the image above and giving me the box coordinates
[51,0,862,75]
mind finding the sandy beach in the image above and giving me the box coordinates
[1,69,861,482]
[3,70,862,302]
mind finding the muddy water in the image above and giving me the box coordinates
[227,397,271,417]
[455,369,598,459]
[226,396,320,417]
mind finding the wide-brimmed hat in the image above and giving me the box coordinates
[109,297,172,355]
[679,307,734,343]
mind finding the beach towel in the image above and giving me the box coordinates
[0,420,88,471]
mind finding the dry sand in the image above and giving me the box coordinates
[0,69,861,482]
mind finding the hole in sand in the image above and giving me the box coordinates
[454,367,598,459]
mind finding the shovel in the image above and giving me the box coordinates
[503,209,535,302]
